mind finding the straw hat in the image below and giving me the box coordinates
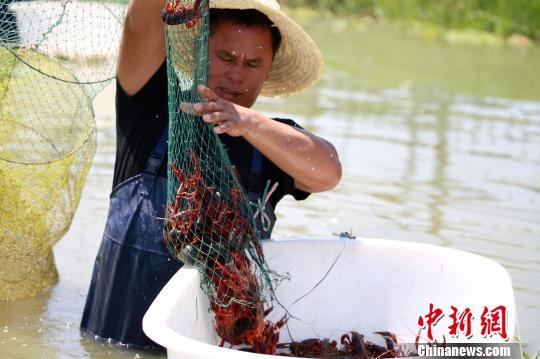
[211,0,324,97]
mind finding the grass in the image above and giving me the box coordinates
[279,0,540,42]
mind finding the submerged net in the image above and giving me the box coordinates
[0,0,127,299]
[162,0,286,353]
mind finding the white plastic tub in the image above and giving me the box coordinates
[143,237,516,358]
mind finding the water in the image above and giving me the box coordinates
[1,19,539,357]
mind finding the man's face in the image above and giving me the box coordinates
[208,21,274,108]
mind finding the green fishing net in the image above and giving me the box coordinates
[162,0,285,352]
[0,0,127,299]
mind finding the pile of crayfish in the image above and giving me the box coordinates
[275,331,418,358]
[161,0,201,27]
[163,153,286,354]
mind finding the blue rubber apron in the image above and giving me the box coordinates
[80,129,182,349]
[80,130,276,349]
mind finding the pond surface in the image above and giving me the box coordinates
[1,18,539,358]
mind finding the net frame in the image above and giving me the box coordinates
[0,0,126,299]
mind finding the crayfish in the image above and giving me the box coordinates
[164,152,262,263]
[161,0,201,28]
[163,152,285,354]
[210,248,287,354]
[276,331,417,358]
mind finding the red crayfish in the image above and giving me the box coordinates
[163,152,285,354]
[161,0,202,28]
[211,249,287,353]
[164,152,262,263]
[277,331,418,358]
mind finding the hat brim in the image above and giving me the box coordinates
[211,0,324,97]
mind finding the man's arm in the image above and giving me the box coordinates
[183,85,342,193]
[243,114,342,193]
[117,0,166,96]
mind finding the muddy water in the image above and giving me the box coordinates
[1,19,539,358]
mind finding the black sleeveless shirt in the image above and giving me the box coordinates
[113,62,309,210]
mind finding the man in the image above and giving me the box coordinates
[81,0,342,350]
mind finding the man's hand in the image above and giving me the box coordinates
[180,85,253,137]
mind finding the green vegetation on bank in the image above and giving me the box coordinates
[280,0,540,41]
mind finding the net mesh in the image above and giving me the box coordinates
[0,0,127,299]
[162,0,286,353]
